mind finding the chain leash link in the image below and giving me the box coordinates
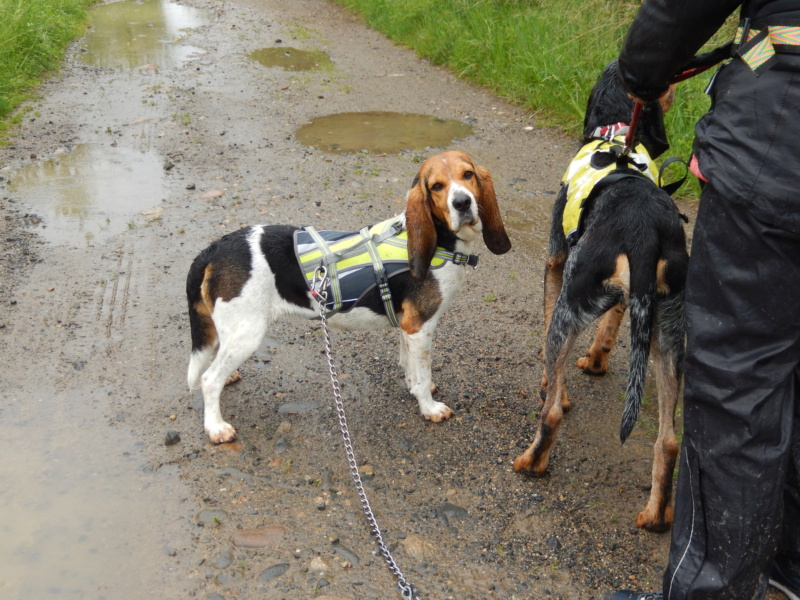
[312,266,421,600]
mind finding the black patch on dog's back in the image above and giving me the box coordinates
[189,228,253,303]
[259,225,313,309]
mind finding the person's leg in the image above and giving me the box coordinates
[663,186,800,600]
[771,376,800,599]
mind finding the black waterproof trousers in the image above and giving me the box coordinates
[663,184,800,599]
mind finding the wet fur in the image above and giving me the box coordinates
[513,61,688,532]
[186,151,511,444]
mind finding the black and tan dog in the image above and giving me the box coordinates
[513,60,688,532]
[187,151,511,444]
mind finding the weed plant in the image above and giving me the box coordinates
[0,0,94,139]
[334,0,738,197]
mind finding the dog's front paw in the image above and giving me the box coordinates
[206,421,238,444]
[421,401,453,422]
[635,503,673,532]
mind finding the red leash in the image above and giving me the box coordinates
[623,101,644,154]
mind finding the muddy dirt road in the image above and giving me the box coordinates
[0,0,716,599]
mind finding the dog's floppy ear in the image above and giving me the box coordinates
[405,174,437,281]
[639,101,669,159]
[475,165,511,255]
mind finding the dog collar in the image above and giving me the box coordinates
[591,122,629,141]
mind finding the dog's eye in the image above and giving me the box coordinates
[430,182,445,192]
[463,170,474,180]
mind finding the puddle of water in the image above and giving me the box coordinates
[7,144,165,246]
[295,111,474,154]
[502,206,552,254]
[248,47,332,71]
[79,0,211,69]
[0,387,191,599]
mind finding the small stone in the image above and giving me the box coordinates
[165,430,181,446]
[546,535,561,550]
[258,563,289,582]
[214,550,234,569]
[231,526,288,548]
[309,556,330,572]
[195,509,227,526]
[273,438,291,454]
[402,533,440,562]
[331,542,359,565]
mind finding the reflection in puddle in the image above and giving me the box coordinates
[497,206,551,253]
[248,47,332,71]
[295,111,474,154]
[7,144,165,245]
[79,0,211,69]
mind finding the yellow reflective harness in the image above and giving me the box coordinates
[561,135,659,245]
[295,217,478,326]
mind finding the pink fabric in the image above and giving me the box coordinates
[690,154,708,182]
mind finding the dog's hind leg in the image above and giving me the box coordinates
[576,303,626,376]
[188,342,218,390]
[635,293,683,531]
[540,252,567,400]
[515,302,581,475]
[200,306,269,443]
[400,324,451,422]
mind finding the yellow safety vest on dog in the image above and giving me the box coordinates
[562,136,658,244]
[295,217,478,326]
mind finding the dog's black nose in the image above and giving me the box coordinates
[452,193,472,213]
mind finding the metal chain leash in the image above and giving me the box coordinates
[311,266,422,600]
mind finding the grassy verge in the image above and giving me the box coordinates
[0,0,95,144]
[333,0,737,197]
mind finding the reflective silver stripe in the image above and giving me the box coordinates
[305,226,343,312]
[361,226,400,327]
[667,450,697,600]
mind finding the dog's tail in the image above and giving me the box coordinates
[619,246,659,443]
[186,248,217,389]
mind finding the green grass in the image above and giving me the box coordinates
[334,0,738,197]
[0,0,94,142]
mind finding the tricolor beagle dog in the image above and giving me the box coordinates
[513,60,688,532]
[187,151,511,443]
